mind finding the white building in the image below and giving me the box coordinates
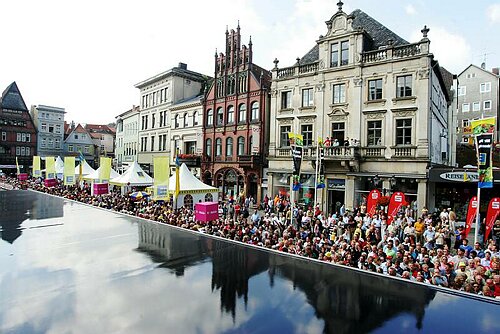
[115,105,140,172]
[268,4,452,214]
[30,104,65,157]
[135,62,208,175]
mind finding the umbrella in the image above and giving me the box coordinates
[130,191,149,200]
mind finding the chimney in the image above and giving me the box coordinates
[481,62,486,69]
[178,62,187,70]
[493,67,499,75]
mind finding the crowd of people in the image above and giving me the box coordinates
[2,176,500,299]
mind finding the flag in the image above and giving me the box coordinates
[64,157,76,185]
[33,156,41,177]
[16,157,20,175]
[153,156,170,201]
[45,156,56,180]
[289,133,303,191]
[367,189,381,216]
[464,196,478,239]
[175,148,180,199]
[98,157,112,184]
[387,191,405,225]
[472,117,495,188]
[316,137,325,189]
[485,197,500,242]
[78,151,85,182]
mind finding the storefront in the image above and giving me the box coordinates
[327,179,345,215]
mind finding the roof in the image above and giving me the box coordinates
[74,160,96,176]
[135,64,210,89]
[168,163,218,194]
[73,124,88,133]
[0,82,28,112]
[300,9,408,65]
[110,161,153,186]
[85,124,115,134]
[439,66,454,103]
[458,64,500,78]
[83,166,120,181]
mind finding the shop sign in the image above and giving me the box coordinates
[439,171,478,182]
[327,179,345,190]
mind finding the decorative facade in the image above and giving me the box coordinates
[30,104,65,158]
[268,3,451,214]
[202,25,271,204]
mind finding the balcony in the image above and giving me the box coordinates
[391,146,417,158]
[361,146,386,158]
[272,146,359,160]
[177,154,201,167]
[361,43,423,64]
[276,62,319,79]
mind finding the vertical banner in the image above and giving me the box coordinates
[153,156,170,201]
[175,148,181,200]
[15,157,20,175]
[485,197,500,242]
[472,117,495,188]
[251,125,261,154]
[289,133,303,191]
[98,157,112,183]
[316,139,325,189]
[45,156,56,180]
[367,189,381,216]
[64,157,76,186]
[464,196,478,238]
[196,130,203,154]
[387,191,405,225]
[33,156,41,177]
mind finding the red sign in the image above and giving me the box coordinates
[485,197,500,241]
[195,202,219,222]
[464,196,478,239]
[44,178,57,187]
[387,191,405,225]
[367,189,381,216]
[17,173,28,181]
[93,183,109,195]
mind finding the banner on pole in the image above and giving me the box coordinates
[316,138,325,189]
[465,196,478,238]
[485,197,500,242]
[45,156,56,180]
[64,157,76,185]
[289,133,303,191]
[98,157,112,184]
[367,189,381,216]
[387,191,405,224]
[154,156,170,201]
[472,117,495,188]
[33,156,41,177]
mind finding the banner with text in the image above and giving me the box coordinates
[98,157,112,184]
[153,156,170,201]
[45,157,56,180]
[387,191,405,225]
[33,156,41,177]
[316,138,325,189]
[367,189,381,216]
[485,197,500,242]
[472,117,496,188]
[465,196,478,238]
[288,133,303,191]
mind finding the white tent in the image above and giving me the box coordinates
[110,161,153,187]
[74,160,96,176]
[55,156,64,174]
[83,166,121,181]
[169,163,218,208]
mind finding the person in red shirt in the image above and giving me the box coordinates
[234,203,241,218]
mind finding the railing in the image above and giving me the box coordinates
[361,42,423,64]
[299,62,319,74]
[361,147,385,158]
[393,43,421,58]
[392,146,416,158]
[272,146,359,159]
[361,49,387,63]
[276,61,319,79]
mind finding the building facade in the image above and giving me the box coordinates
[115,105,140,172]
[202,25,271,204]
[63,123,96,166]
[30,104,65,157]
[135,63,208,175]
[268,5,451,214]
[0,82,37,174]
[85,123,116,164]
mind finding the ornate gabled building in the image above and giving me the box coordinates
[0,82,37,174]
[202,25,271,204]
[268,3,452,214]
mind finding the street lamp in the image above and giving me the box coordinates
[370,174,380,189]
[389,175,397,192]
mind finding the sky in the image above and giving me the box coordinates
[1,0,499,125]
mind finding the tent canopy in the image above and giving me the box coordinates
[83,166,120,181]
[110,161,153,186]
[74,160,96,176]
[55,156,64,174]
[168,163,218,194]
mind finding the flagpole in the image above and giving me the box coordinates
[289,173,294,227]
[474,186,481,245]
[314,139,319,206]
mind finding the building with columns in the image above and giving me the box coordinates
[201,24,271,204]
[268,3,452,214]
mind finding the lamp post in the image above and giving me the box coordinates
[389,175,397,193]
[370,174,380,190]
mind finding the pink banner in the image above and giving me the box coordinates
[195,202,219,222]
[485,197,500,241]
[44,178,57,188]
[367,189,381,216]
[464,196,478,239]
[93,183,109,195]
[387,192,405,225]
[17,173,28,181]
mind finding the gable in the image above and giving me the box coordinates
[0,82,29,112]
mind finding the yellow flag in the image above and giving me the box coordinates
[175,166,180,199]
[45,157,56,179]
[153,156,170,201]
[64,157,76,185]
[98,157,112,183]
[33,156,41,177]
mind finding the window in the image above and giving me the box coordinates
[151,114,155,128]
[174,115,179,128]
[41,123,47,132]
[17,133,21,141]
[368,79,383,100]
[281,91,292,109]
[48,125,54,133]
[462,119,470,127]
[331,122,345,143]
[183,113,188,127]
[55,139,61,149]
[26,134,30,142]
[249,136,253,153]
[251,102,259,120]
[226,137,233,156]
[48,138,53,148]
[458,86,466,96]
[340,41,349,66]
[301,124,313,146]
[84,146,89,153]
[1,132,5,141]
[20,147,25,156]
[193,111,199,126]
[302,88,314,107]
[68,144,73,152]
[150,136,155,151]
[26,147,30,156]
[216,107,224,125]
[81,134,86,139]
[280,126,291,147]
[484,100,491,110]
[16,147,20,155]
[396,119,412,145]
[238,104,246,123]
[237,136,245,155]
[397,75,412,97]
[55,124,61,133]
[462,103,470,112]
[473,102,480,112]
[205,138,212,157]
[330,43,338,67]
[480,82,491,93]
[215,138,222,156]
[206,109,213,126]
[367,120,382,146]
[227,106,234,124]
[332,84,346,104]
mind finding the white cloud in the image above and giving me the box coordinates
[411,26,471,73]
[405,4,417,15]
[487,3,500,22]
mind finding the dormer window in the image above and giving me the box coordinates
[330,40,349,67]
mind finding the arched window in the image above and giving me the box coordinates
[206,109,213,126]
[183,194,193,210]
[226,137,233,156]
[205,138,212,156]
[205,193,213,202]
[174,114,179,128]
[227,105,234,124]
[238,103,246,123]
[193,111,198,126]
[251,102,259,121]
[216,107,224,125]
[183,113,188,127]
[237,136,245,155]
[215,138,222,156]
